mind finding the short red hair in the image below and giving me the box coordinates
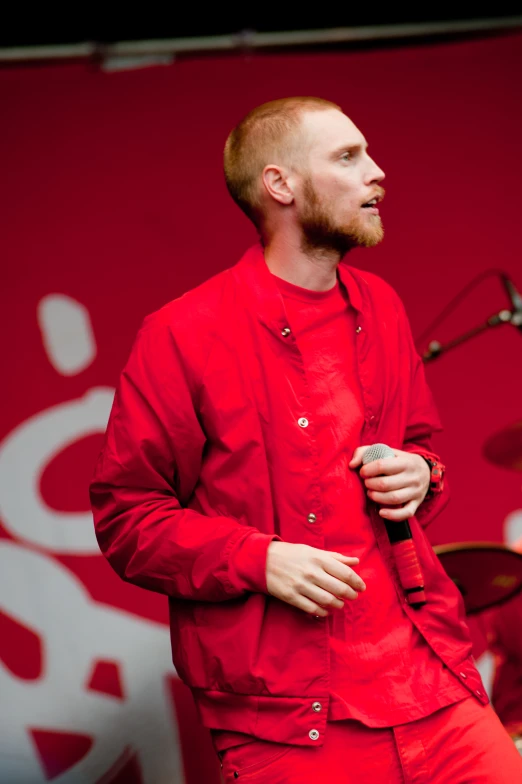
[223,97,341,228]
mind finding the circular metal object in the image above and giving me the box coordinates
[434,542,522,614]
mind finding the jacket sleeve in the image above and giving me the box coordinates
[90,316,277,602]
[396,298,450,529]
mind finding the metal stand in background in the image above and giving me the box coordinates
[422,308,517,362]
[420,269,522,363]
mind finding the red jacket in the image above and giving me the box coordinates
[90,245,487,746]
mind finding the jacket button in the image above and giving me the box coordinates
[281,327,291,337]
[355,325,362,334]
[307,513,317,523]
[298,417,309,428]
[312,702,322,712]
[309,729,320,740]
[459,672,467,679]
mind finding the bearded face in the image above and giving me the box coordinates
[298,175,385,257]
[276,110,387,258]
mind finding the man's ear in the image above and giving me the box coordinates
[261,165,294,206]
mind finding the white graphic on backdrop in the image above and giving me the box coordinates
[0,389,113,554]
[0,543,184,784]
[38,294,97,376]
[0,296,185,782]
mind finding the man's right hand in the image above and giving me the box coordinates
[266,541,366,617]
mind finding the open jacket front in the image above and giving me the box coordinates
[90,245,486,746]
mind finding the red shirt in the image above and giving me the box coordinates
[91,244,487,748]
[213,275,467,751]
[277,275,467,726]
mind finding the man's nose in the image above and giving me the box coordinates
[366,156,385,184]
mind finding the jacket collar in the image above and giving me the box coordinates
[233,244,364,329]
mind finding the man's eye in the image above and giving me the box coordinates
[341,152,351,161]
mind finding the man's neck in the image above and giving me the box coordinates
[263,236,344,292]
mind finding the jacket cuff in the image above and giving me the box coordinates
[227,531,281,595]
[414,487,450,528]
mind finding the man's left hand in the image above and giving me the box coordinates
[349,447,430,522]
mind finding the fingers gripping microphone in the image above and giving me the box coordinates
[362,443,427,609]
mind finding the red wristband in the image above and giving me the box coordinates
[423,457,445,497]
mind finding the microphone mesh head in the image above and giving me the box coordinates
[362,443,395,464]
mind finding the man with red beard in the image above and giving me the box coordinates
[90,98,522,782]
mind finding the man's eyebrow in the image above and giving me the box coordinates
[331,142,368,157]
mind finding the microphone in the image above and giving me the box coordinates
[362,443,426,609]
[501,274,522,331]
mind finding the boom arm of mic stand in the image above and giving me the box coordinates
[422,309,513,363]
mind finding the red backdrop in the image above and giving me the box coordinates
[1,31,522,783]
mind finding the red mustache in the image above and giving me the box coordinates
[361,187,385,206]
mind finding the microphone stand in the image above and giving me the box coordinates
[422,308,516,363]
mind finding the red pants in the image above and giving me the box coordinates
[218,698,522,783]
